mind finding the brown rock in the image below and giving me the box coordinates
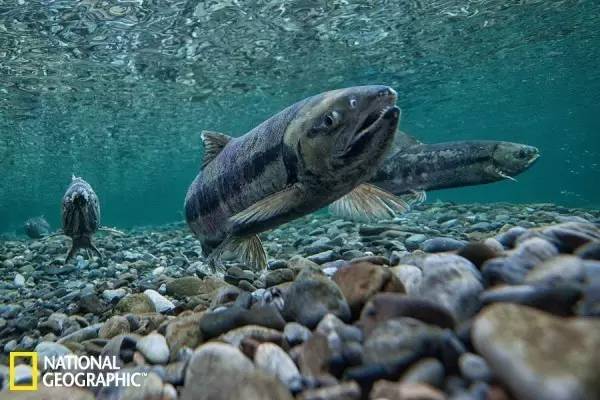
[457,242,500,269]
[99,316,130,339]
[294,332,331,379]
[220,325,284,349]
[115,294,155,314]
[358,293,455,336]
[370,381,446,400]
[299,381,361,400]
[333,262,405,316]
[165,313,203,361]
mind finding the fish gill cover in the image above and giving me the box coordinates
[0,0,598,230]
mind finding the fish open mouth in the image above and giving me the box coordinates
[357,107,388,134]
[342,106,400,158]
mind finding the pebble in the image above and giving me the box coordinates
[421,237,466,252]
[390,264,423,294]
[480,284,581,316]
[199,304,285,339]
[165,313,203,359]
[299,381,361,400]
[282,269,350,329]
[362,317,442,365]
[255,342,302,391]
[333,261,405,315]
[265,268,295,287]
[400,358,445,388]
[34,341,72,370]
[166,276,205,297]
[102,288,127,302]
[307,250,337,264]
[99,315,131,339]
[115,293,155,314]
[136,332,170,364]
[370,381,446,400]
[358,293,455,335]
[459,352,492,383]
[220,325,283,349]
[14,273,25,287]
[405,234,427,250]
[144,289,175,313]
[181,342,292,400]
[417,254,483,322]
[473,303,600,400]
[283,322,312,346]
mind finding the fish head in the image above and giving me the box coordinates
[489,142,540,180]
[287,85,400,182]
[62,177,100,235]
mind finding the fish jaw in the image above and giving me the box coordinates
[490,142,540,181]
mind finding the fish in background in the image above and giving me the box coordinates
[370,132,540,202]
[329,131,540,219]
[185,85,407,270]
[23,216,50,239]
[45,176,123,264]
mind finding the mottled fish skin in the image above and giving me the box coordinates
[61,176,102,262]
[185,85,400,258]
[371,140,540,195]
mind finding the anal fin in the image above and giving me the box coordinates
[207,235,268,271]
[230,235,267,271]
[328,183,409,222]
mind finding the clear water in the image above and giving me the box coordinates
[1,0,599,233]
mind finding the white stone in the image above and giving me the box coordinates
[144,289,175,313]
[35,341,73,371]
[254,343,301,390]
[102,288,127,302]
[14,273,25,287]
[137,332,170,364]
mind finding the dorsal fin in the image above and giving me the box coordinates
[394,130,424,150]
[201,130,232,169]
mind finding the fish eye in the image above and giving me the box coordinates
[349,98,358,108]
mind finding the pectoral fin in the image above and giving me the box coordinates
[229,184,304,229]
[404,190,427,205]
[328,183,409,222]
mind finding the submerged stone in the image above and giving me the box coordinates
[473,303,600,400]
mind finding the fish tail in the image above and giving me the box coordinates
[65,243,79,264]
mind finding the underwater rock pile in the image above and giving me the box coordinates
[0,201,599,399]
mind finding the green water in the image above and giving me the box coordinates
[1,0,599,233]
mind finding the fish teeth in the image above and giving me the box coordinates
[496,168,517,182]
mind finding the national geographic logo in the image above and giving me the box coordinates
[9,352,38,391]
[8,352,145,391]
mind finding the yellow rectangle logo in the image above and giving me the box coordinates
[9,352,38,391]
